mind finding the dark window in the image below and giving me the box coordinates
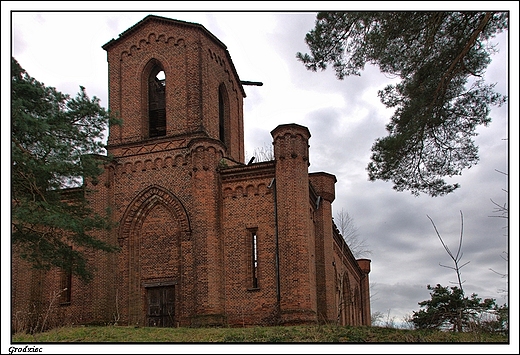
[218,84,229,145]
[60,271,71,305]
[60,248,72,305]
[149,70,166,137]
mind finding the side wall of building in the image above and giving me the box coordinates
[220,162,279,326]
[11,170,119,332]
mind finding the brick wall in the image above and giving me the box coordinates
[11,15,370,330]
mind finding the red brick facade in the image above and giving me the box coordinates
[11,15,371,330]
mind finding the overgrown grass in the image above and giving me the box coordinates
[11,325,508,343]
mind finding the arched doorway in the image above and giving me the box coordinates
[119,185,191,326]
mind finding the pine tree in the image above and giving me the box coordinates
[11,57,120,282]
[297,12,508,196]
[411,284,497,332]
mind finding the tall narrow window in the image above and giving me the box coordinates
[250,229,259,289]
[60,270,72,305]
[149,69,166,137]
[60,247,72,305]
[218,84,229,146]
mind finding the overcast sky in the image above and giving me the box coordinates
[3,2,519,354]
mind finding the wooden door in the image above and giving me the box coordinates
[146,286,175,327]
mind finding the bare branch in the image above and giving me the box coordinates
[335,209,371,258]
[455,211,464,262]
[427,212,467,292]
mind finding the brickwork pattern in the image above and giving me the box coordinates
[11,15,371,330]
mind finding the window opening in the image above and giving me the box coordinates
[218,87,226,142]
[251,230,259,288]
[60,270,71,304]
[60,247,72,305]
[218,84,229,145]
[149,69,166,137]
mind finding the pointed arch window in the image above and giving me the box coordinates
[149,68,166,137]
[218,83,229,146]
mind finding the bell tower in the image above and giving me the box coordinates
[101,15,247,327]
[102,15,246,162]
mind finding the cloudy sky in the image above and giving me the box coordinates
[3,2,518,353]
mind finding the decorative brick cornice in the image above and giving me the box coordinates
[102,15,224,51]
[119,32,186,62]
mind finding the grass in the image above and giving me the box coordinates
[11,324,508,343]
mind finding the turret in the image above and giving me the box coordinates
[271,124,317,324]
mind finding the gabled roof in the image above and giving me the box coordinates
[102,14,226,50]
[102,14,245,97]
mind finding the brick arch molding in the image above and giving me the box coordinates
[118,184,191,246]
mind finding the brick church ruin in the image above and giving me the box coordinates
[12,15,371,329]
